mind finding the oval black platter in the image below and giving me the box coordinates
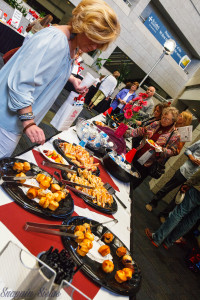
[61,216,142,297]
[103,153,140,183]
[0,158,74,219]
[53,139,100,176]
[61,170,117,215]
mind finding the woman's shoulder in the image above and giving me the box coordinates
[33,27,69,51]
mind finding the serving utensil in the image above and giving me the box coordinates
[65,184,96,200]
[24,222,77,238]
[25,219,118,231]
[91,218,118,228]
[1,175,36,181]
[104,182,127,209]
[42,160,77,174]
[59,178,95,190]
[0,179,41,190]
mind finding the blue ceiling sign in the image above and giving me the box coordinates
[144,12,191,69]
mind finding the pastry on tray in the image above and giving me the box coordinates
[116,246,127,257]
[76,242,89,257]
[102,260,114,273]
[98,245,110,257]
[103,232,114,244]
[115,270,127,283]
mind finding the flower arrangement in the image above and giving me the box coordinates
[115,92,149,125]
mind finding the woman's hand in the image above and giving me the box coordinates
[23,121,45,145]
[69,75,88,94]
[135,120,142,126]
[155,146,163,153]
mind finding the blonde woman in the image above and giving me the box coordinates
[0,0,120,158]
[176,111,193,154]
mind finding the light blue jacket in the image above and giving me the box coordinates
[0,27,73,134]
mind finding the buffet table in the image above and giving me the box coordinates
[0,21,24,54]
[0,115,138,300]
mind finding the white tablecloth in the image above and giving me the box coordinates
[0,114,132,300]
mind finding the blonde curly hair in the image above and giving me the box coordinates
[162,107,179,122]
[69,0,120,50]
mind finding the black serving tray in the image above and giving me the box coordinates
[0,158,74,219]
[102,153,140,183]
[53,139,100,176]
[61,170,117,215]
[61,216,141,297]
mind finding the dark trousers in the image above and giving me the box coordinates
[149,169,186,208]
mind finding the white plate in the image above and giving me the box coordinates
[38,146,68,165]
[146,139,162,151]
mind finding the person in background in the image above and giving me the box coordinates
[145,116,196,218]
[0,0,120,158]
[26,14,53,35]
[145,169,200,249]
[175,111,193,154]
[132,103,168,149]
[129,107,180,190]
[87,70,120,111]
[136,86,155,119]
[110,81,139,115]
[119,82,133,92]
[135,103,168,127]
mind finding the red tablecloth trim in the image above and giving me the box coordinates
[0,203,100,300]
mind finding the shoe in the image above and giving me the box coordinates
[145,228,158,248]
[174,237,186,245]
[145,204,153,212]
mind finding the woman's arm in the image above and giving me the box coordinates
[68,75,88,94]
[18,106,45,144]
[7,29,69,144]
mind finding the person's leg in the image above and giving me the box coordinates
[92,92,105,107]
[152,187,200,246]
[88,90,101,107]
[158,195,178,222]
[0,127,21,159]
[164,188,200,247]
[146,169,186,211]
[164,206,200,248]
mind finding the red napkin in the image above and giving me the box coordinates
[0,204,100,300]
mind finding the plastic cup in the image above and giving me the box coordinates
[79,72,96,88]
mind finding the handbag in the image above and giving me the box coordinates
[149,130,175,179]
